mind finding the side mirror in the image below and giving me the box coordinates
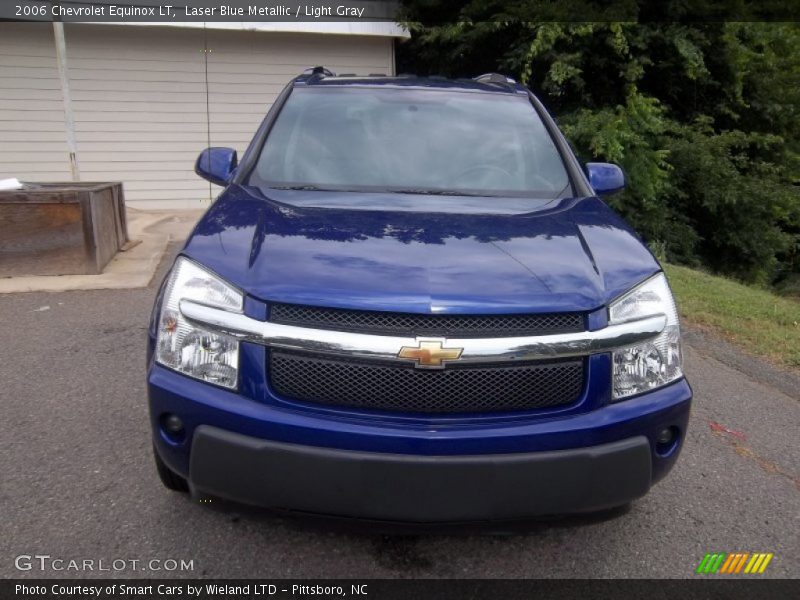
[586,162,625,196]
[195,147,237,186]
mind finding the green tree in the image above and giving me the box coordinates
[397,3,800,286]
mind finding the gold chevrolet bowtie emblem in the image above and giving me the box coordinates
[398,340,464,368]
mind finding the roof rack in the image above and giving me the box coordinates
[299,66,336,81]
[473,73,517,88]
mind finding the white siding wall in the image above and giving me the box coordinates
[0,25,72,181]
[0,23,395,209]
[65,24,210,208]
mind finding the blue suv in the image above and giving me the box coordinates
[148,69,691,522]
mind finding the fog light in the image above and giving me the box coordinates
[655,426,679,455]
[656,427,675,445]
[161,414,184,434]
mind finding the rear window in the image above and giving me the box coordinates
[250,87,571,198]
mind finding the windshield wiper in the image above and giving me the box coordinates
[267,185,485,197]
[268,184,329,191]
[390,188,483,197]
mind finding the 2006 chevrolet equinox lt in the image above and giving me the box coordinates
[147,69,691,522]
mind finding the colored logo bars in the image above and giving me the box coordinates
[696,552,774,574]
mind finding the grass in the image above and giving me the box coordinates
[664,264,800,370]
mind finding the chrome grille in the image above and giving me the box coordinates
[269,351,585,414]
[269,303,584,337]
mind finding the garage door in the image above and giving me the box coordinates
[0,23,395,209]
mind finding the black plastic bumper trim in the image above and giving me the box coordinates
[189,426,653,522]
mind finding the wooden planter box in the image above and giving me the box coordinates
[0,182,130,277]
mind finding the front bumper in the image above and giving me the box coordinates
[149,361,691,521]
[190,426,652,521]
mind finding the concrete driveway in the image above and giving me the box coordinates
[1,246,798,579]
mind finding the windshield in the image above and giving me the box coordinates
[249,87,571,198]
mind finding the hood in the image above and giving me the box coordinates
[182,185,660,314]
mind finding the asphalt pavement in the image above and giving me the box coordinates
[1,245,798,579]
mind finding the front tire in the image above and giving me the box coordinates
[153,445,189,492]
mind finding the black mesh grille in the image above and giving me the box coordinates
[269,304,584,337]
[269,351,585,414]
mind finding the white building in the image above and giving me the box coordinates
[0,22,406,208]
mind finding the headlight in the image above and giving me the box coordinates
[155,257,243,389]
[609,273,682,399]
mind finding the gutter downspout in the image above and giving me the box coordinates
[53,21,80,181]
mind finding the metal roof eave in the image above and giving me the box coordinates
[84,20,410,39]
